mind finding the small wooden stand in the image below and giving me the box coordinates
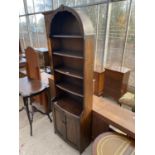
[103,66,130,100]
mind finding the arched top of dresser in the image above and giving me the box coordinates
[50,5,95,37]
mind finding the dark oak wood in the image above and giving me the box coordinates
[53,50,83,59]
[56,96,83,116]
[19,77,48,97]
[103,66,130,100]
[65,113,80,148]
[55,66,83,79]
[50,5,95,153]
[19,77,52,135]
[92,110,109,140]
[53,56,83,74]
[26,47,41,80]
[53,103,66,139]
[93,71,105,96]
[92,96,135,139]
[34,48,50,70]
[52,38,83,52]
[52,35,83,38]
[53,102,80,149]
[56,82,83,98]
[48,75,55,95]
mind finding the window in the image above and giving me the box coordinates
[19,0,135,88]
[26,0,34,13]
[19,0,25,15]
[19,0,52,50]
[122,0,135,88]
[106,0,129,67]
[105,0,135,88]
[19,16,31,49]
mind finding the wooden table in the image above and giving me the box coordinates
[19,77,52,136]
[92,96,135,139]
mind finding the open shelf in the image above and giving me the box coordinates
[53,50,83,59]
[56,82,83,98]
[55,66,83,79]
[57,96,83,116]
[50,11,82,36]
[50,5,94,151]
[52,35,83,38]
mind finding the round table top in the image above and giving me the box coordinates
[19,77,48,97]
[92,132,135,155]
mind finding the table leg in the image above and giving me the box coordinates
[30,88,52,122]
[30,98,34,122]
[46,88,52,122]
[23,97,33,136]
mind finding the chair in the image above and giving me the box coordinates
[92,132,135,155]
[26,47,41,80]
[25,47,50,112]
[119,92,135,112]
[19,47,52,135]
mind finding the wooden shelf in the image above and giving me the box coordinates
[50,5,94,152]
[57,97,82,116]
[56,82,83,97]
[52,35,83,38]
[55,67,83,79]
[53,50,83,59]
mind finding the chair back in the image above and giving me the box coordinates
[25,47,41,80]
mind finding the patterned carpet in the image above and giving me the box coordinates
[19,98,92,155]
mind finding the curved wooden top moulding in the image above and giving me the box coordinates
[50,5,95,37]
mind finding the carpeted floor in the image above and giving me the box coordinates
[19,97,92,155]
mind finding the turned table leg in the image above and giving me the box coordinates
[23,97,33,136]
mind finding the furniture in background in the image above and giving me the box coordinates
[19,77,52,136]
[92,96,135,140]
[92,132,135,155]
[93,70,105,96]
[103,66,130,101]
[48,76,56,109]
[34,47,51,73]
[25,47,49,112]
[26,47,41,80]
[50,5,95,153]
[119,92,135,112]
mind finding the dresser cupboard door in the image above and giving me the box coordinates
[66,113,80,148]
[53,104,66,139]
